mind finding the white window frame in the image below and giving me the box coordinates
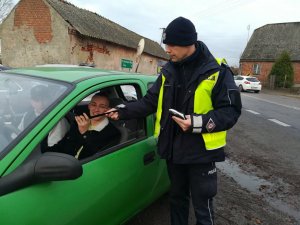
[252,64,261,75]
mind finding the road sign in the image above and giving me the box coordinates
[121,59,133,69]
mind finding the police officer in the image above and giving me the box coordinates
[108,17,242,225]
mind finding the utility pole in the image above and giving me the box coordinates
[160,28,165,46]
[247,24,250,43]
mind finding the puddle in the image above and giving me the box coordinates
[217,160,300,223]
[217,160,272,194]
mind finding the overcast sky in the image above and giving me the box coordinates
[13,0,300,66]
[66,0,300,67]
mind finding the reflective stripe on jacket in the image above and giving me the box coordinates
[155,58,227,150]
[154,75,165,137]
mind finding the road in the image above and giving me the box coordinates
[241,91,300,130]
[126,90,300,225]
[223,91,300,224]
[235,92,300,171]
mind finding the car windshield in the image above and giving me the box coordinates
[0,73,69,154]
[246,77,259,82]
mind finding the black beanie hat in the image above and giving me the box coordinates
[163,17,197,46]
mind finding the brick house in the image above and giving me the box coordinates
[240,22,300,87]
[0,0,168,74]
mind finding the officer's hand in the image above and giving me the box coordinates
[106,108,119,120]
[172,115,191,132]
[75,113,90,134]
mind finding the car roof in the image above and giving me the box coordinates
[237,75,253,77]
[236,75,258,78]
[3,66,157,83]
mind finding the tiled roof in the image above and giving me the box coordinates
[240,22,300,62]
[46,0,168,59]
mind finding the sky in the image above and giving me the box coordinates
[13,0,300,67]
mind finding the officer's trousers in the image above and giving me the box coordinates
[167,161,217,225]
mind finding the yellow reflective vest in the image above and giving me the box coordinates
[154,58,227,150]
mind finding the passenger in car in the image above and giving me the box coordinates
[46,92,121,160]
[12,85,69,146]
[17,85,50,131]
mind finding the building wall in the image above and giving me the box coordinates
[0,0,165,74]
[294,63,300,85]
[69,35,160,74]
[1,0,71,67]
[240,61,300,86]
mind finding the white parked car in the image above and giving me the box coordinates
[234,75,262,93]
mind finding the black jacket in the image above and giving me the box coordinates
[46,122,121,160]
[119,41,241,164]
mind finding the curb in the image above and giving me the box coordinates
[261,89,300,99]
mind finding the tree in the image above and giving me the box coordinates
[269,51,294,88]
[0,0,14,23]
[230,66,240,75]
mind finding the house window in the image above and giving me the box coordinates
[252,64,261,75]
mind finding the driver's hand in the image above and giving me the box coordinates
[75,113,90,134]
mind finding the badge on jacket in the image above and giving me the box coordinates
[206,118,216,132]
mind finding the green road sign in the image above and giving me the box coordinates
[121,59,133,69]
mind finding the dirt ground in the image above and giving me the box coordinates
[128,135,300,224]
[214,169,298,225]
[216,124,300,224]
[128,89,300,225]
[213,89,300,225]
[128,169,298,225]
[128,159,299,225]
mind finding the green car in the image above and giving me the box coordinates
[0,66,170,225]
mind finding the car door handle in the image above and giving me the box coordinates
[143,151,155,165]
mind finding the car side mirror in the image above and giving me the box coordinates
[0,152,83,196]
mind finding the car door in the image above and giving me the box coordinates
[0,78,169,225]
[234,76,244,88]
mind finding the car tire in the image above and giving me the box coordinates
[238,85,244,92]
[254,90,260,93]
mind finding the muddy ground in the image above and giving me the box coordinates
[215,140,299,224]
[213,90,300,225]
[215,158,299,225]
[128,90,300,225]
[128,155,299,225]
[128,166,298,225]
[128,138,300,224]
[129,126,300,224]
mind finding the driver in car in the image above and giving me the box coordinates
[45,92,121,160]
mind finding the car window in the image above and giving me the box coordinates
[121,85,137,101]
[0,73,70,156]
[103,83,145,141]
[246,77,259,82]
[41,83,146,162]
